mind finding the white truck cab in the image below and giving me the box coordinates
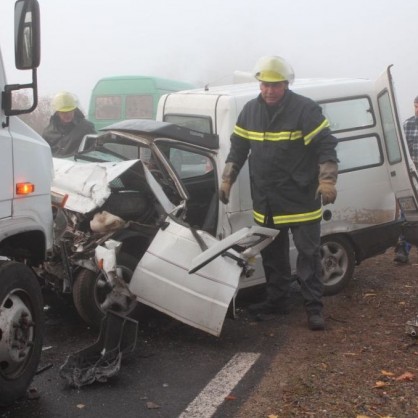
[157,67,418,295]
[0,0,53,405]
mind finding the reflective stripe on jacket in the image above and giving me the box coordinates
[226,90,338,227]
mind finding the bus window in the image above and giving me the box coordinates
[126,95,153,119]
[95,96,122,120]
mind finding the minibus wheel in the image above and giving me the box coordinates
[320,235,355,296]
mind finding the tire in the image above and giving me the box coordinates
[72,253,141,328]
[321,235,355,296]
[0,261,44,406]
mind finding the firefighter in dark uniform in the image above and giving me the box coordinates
[219,56,338,330]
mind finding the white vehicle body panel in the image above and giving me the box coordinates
[0,61,12,218]
[0,112,53,248]
[52,158,140,213]
[129,222,277,336]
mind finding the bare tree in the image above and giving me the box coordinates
[12,91,52,135]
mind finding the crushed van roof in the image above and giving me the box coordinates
[101,119,219,149]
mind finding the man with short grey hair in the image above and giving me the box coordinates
[393,96,418,264]
[403,95,418,169]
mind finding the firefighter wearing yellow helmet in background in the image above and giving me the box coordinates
[219,56,339,330]
[42,91,96,158]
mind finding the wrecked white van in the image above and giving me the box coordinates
[44,121,278,336]
[157,66,418,295]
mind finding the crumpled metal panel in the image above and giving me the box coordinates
[52,158,140,214]
[59,311,138,388]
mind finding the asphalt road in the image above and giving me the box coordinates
[0,289,290,418]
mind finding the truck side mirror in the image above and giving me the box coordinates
[2,0,41,120]
[15,0,41,70]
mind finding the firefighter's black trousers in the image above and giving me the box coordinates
[260,220,323,313]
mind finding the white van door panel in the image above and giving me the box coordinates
[375,66,418,221]
[129,221,277,337]
[322,164,396,233]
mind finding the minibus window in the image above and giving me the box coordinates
[320,97,374,132]
[95,96,122,120]
[126,95,153,119]
[336,135,382,172]
[378,91,402,165]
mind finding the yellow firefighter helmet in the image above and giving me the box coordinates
[254,56,295,84]
[52,91,77,113]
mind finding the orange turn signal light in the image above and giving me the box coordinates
[16,182,35,195]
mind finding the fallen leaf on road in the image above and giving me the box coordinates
[225,395,237,401]
[381,370,395,377]
[374,380,389,388]
[26,388,40,400]
[76,404,85,409]
[363,293,376,297]
[146,401,160,409]
[395,371,414,381]
[267,415,279,418]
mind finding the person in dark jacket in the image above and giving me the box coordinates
[42,91,96,158]
[393,95,418,263]
[219,56,338,330]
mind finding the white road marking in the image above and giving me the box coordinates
[179,352,261,418]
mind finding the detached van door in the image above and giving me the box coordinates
[375,66,418,221]
[129,223,277,337]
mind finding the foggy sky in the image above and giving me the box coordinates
[0,0,417,121]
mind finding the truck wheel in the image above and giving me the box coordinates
[321,235,355,296]
[0,261,44,406]
[72,253,141,328]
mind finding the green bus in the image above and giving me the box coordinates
[88,75,195,131]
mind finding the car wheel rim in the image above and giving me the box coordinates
[321,242,348,286]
